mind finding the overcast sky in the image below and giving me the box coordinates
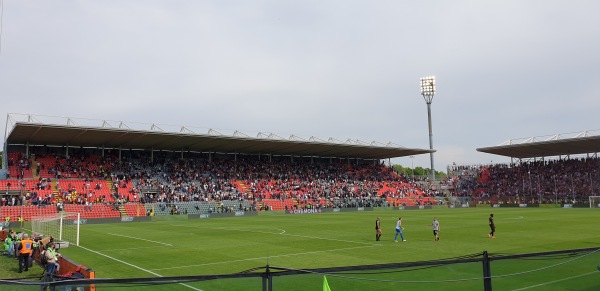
[1,1,599,171]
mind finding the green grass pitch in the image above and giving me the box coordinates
[5,207,600,290]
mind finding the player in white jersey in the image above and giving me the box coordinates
[394,217,406,242]
[431,217,440,241]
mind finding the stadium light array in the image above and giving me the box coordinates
[420,75,436,181]
[420,76,436,104]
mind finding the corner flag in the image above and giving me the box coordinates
[323,275,331,291]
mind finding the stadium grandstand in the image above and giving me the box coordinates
[1,113,442,221]
[3,114,600,221]
[2,114,600,290]
[445,129,600,206]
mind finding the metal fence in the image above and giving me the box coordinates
[1,246,598,291]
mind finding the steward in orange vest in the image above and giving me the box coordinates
[17,233,33,273]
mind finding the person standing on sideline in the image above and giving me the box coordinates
[394,217,406,242]
[431,217,440,241]
[17,233,33,273]
[43,242,62,279]
[488,213,496,238]
[375,217,382,241]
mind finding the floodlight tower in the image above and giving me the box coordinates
[420,76,436,181]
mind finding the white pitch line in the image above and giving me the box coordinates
[78,245,202,291]
[99,246,158,252]
[171,224,374,246]
[280,232,376,246]
[152,244,379,271]
[170,224,287,235]
[107,233,173,246]
[154,224,379,272]
[511,271,597,291]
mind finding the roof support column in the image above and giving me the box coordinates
[65,145,69,159]
[2,142,6,170]
[181,150,183,160]
[234,153,237,161]
[151,149,154,164]
[25,142,30,158]
[269,154,272,163]
[101,146,105,158]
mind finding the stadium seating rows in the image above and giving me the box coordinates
[2,149,447,220]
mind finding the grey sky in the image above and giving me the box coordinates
[1,1,599,171]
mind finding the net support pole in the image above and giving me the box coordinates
[76,212,80,246]
[268,265,273,291]
[261,265,268,291]
[59,215,63,241]
[482,251,492,291]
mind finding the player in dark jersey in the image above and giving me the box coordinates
[375,217,382,241]
[488,213,496,238]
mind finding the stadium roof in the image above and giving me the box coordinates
[477,130,600,159]
[4,114,434,160]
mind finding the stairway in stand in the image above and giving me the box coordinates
[106,177,117,200]
[51,179,59,198]
[255,201,264,210]
[236,180,250,194]
[31,156,39,179]
[118,205,128,217]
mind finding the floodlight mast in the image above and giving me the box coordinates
[420,76,436,181]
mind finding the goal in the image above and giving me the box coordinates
[31,212,81,247]
[589,196,600,208]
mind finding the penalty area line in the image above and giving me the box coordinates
[152,244,378,271]
[107,233,173,246]
[77,245,202,291]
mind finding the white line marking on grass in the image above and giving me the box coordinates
[280,232,375,245]
[170,224,287,236]
[100,246,157,252]
[511,271,597,291]
[78,245,202,291]
[151,244,378,271]
[171,224,374,246]
[107,233,173,246]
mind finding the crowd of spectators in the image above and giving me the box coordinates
[449,157,600,204]
[110,154,427,209]
[2,148,442,211]
[5,148,600,215]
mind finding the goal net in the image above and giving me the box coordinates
[31,212,80,247]
[589,196,600,208]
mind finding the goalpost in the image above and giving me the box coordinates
[589,196,600,208]
[31,212,80,247]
